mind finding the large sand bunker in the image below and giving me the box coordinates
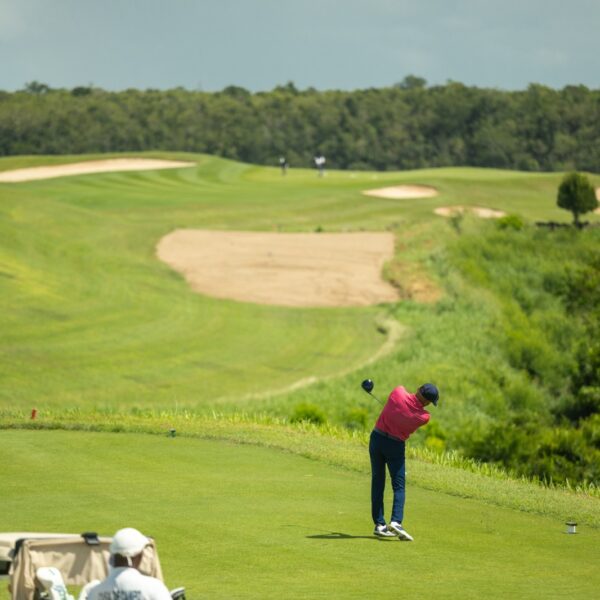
[363,185,438,199]
[435,206,506,219]
[157,230,399,307]
[0,158,195,183]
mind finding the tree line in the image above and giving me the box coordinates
[1,77,599,172]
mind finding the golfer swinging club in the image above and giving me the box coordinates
[369,382,439,540]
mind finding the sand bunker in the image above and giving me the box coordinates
[156,230,399,307]
[363,185,438,199]
[435,206,506,219]
[0,158,195,183]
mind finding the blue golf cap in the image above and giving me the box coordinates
[418,383,439,406]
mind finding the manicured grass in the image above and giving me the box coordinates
[0,153,399,411]
[2,429,598,599]
[1,152,598,416]
[3,413,598,525]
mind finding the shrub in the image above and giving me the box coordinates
[504,326,561,382]
[559,386,600,423]
[290,403,326,425]
[496,214,525,231]
[424,436,446,453]
[461,417,600,485]
[449,212,464,234]
[581,414,600,449]
[343,407,369,430]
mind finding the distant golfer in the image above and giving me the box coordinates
[279,156,288,175]
[87,528,171,600]
[370,383,439,540]
[314,155,326,177]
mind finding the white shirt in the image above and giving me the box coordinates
[87,567,172,600]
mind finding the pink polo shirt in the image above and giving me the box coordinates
[375,386,430,441]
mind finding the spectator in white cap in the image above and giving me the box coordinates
[86,528,171,600]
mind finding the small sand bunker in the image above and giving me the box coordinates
[435,206,506,219]
[363,185,438,199]
[0,158,195,183]
[157,230,399,307]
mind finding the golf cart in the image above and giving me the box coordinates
[0,532,185,600]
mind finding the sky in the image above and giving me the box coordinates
[1,0,599,92]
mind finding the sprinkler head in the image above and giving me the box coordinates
[566,521,577,534]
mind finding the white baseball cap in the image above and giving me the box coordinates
[109,528,149,557]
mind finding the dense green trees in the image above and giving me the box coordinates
[1,80,599,172]
[450,226,600,485]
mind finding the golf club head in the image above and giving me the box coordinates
[361,379,374,393]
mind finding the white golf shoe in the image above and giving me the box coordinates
[373,524,396,538]
[388,521,414,541]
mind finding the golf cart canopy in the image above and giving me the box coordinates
[1,532,163,600]
[0,534,77,580]
[1,533,77,560]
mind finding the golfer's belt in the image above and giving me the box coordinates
[373,427,404,443]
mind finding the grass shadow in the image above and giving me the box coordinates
[306,531,384,541]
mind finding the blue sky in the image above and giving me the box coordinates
[1,0,599,92]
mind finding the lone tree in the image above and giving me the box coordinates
[557,172,598,227]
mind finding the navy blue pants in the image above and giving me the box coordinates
[369,430,406,526]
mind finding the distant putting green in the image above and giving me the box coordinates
[2,152,597,414]
[1,430,598,599]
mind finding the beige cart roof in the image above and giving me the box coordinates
[8,536,163,600]
[0,534,78,562]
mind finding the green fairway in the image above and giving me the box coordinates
[1,429,598,599]
[1,153,598,415]
[0,153,402,411]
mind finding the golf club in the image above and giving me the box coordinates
[361,379,384,405]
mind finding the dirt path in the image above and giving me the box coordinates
[0,158,195,182]
[156,230,399,307]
